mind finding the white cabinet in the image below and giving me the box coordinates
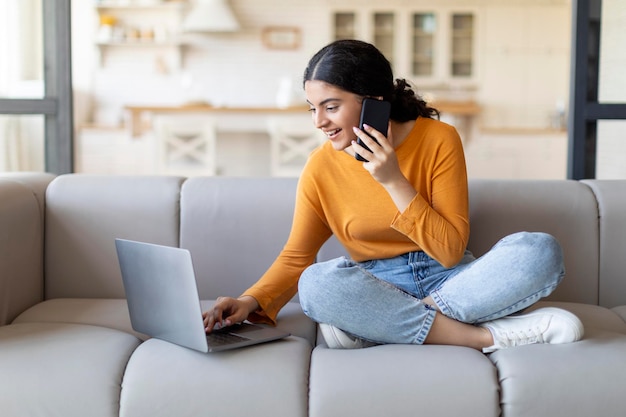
[332,8,479,87]
[94,1,188,68]
[407,9,479,87]
[411,13,436,77]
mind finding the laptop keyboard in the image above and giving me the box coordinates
[207,331,250,346]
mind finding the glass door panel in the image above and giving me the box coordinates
[373,13,394,66]
[334,12,356,41]
[412,13,436,76]
[450,13,474,77]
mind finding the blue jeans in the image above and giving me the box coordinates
[298,232,565,345]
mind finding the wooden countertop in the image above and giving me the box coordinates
[125,104,310,113]
[124,104,310,137]
[434,100,481,116]
[124,101,480,137]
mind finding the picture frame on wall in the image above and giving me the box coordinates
[262,26,301,50]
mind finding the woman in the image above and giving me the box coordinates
[203,40,583,352]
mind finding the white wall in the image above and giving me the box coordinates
[479,4,571,129]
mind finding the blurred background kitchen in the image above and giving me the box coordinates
[1,0,625,178]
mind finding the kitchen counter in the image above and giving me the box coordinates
[124,104,310,137]
[124,101,480,138]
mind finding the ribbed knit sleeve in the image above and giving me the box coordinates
[242,156,332,325]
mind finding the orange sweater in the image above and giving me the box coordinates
[243,117,469,324]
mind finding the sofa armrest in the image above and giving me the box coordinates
[0,176,49,325]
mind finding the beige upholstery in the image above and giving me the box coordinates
[1,173,626,417]
[44,175,184,299]
[309,345,500,417]
[0,322,140,417]
[466,179,599,304]
[0,173,54,325]
[582,180,626,307]
[180,176,297,299]
[120,337,311,417]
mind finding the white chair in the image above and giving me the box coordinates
[152,114,217,177]
[267,116,325,177]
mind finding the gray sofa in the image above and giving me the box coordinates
[1,173,625,417]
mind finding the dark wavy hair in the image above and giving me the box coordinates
[303,39,439,122]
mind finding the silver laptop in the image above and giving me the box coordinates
[115,238,290,353]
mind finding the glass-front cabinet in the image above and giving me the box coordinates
[373,12,394,66]
[450,13,474,77]
[409,10,476,84]
[333,12,356,40]
[411,13,436,77]
[332,8,477,85]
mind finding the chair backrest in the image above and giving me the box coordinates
[267,116,325,177]
[153,114,218,177]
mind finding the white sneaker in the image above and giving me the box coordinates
[480,307,584,353]
[319,323,378,349]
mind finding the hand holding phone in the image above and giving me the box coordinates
[355,98,391,162]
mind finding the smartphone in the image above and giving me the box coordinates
[355,98,391,162]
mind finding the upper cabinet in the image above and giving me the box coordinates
[449,13,474,77]
[372,12,395,67]
[332,8,478,88]
[333,12,357,40]
[411,12,436,77]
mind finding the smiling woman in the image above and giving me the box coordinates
[202,39,583,354]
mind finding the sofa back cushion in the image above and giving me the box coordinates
[0,180,45,324]
[180,177,297,300]
[467,179,599,305]
[582,180,626,308]
[45,175,184,299]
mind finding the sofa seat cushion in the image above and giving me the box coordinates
[0,322,141,417]
[13,299,317,346]
[119,336,311,417]
[12,298,142,338]
[308,344,500,417]
[488,301,626,417]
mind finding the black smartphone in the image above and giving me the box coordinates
[355,98,391,162]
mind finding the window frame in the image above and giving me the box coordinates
[0,0,73,174]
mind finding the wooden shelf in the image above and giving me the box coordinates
[95,1,187,68]
[96,1,187,11]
